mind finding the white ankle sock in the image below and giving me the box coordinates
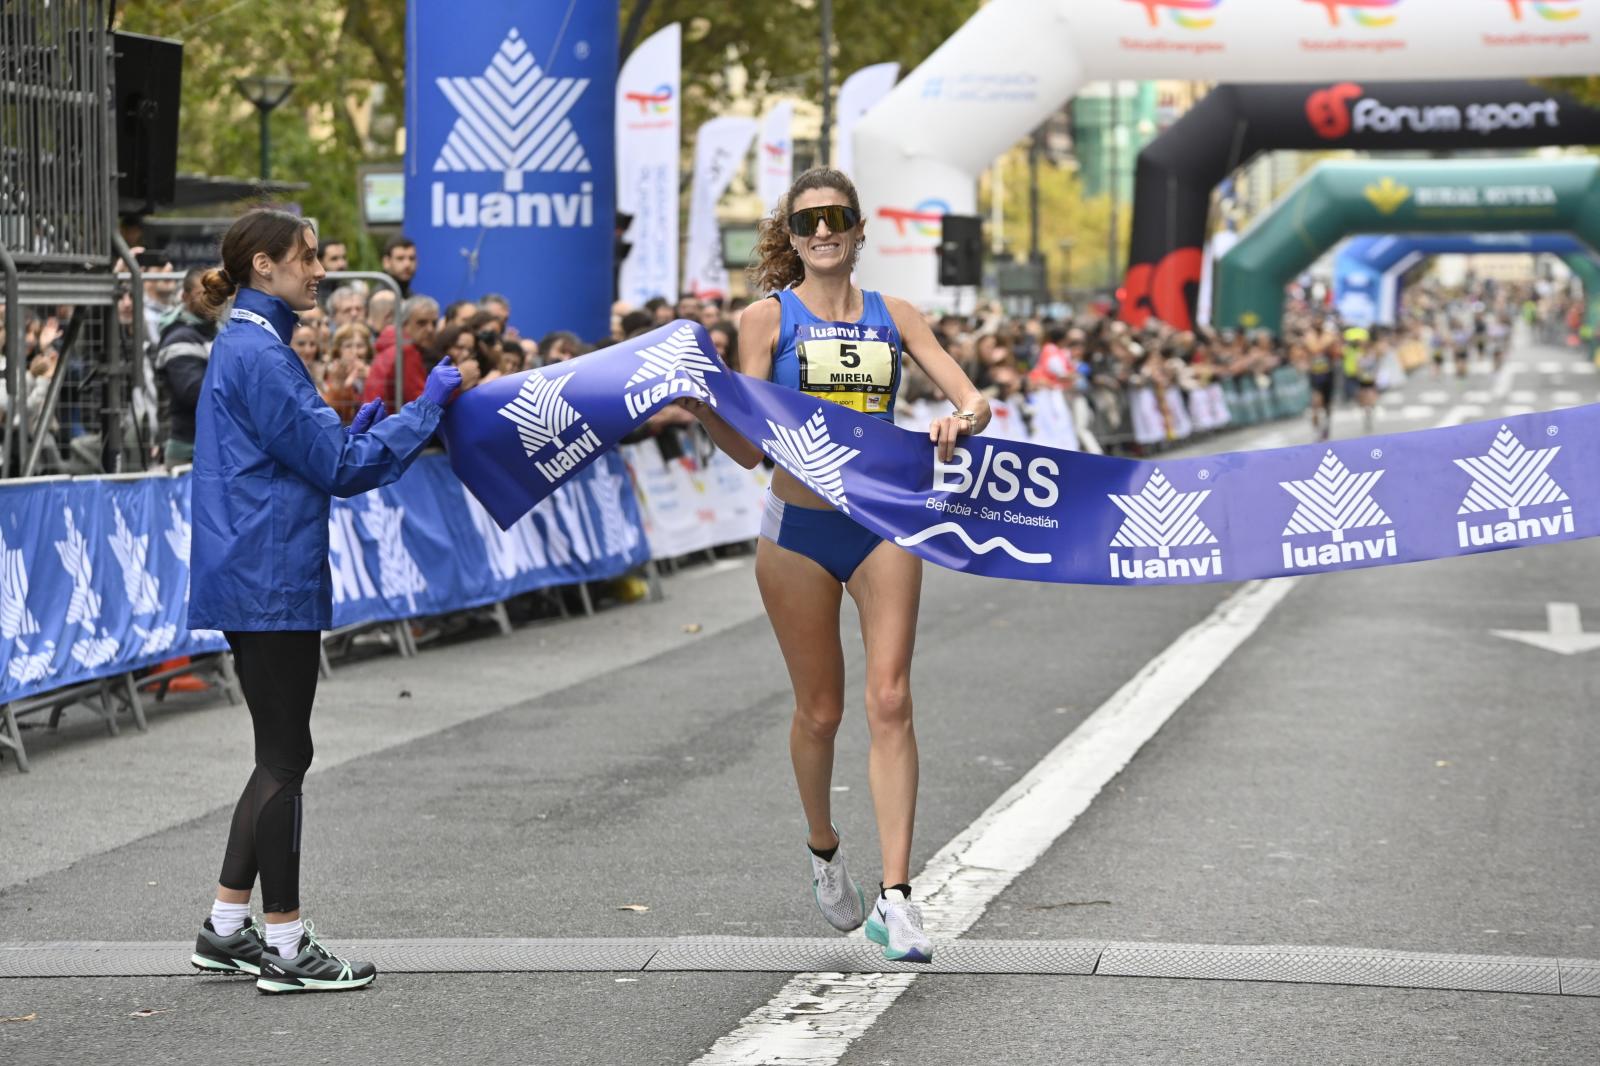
[210,900,250,937]
[265,919,304,959]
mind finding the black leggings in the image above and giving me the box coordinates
[219,630,321,914]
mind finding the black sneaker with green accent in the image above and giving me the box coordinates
[192,917,267,975]
[255,922,377,994]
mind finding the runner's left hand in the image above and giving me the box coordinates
[928,412,977,463]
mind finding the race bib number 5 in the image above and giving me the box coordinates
[797,338,898,414]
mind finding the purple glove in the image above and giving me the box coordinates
[347,398,387,437]
[422,356,463,406]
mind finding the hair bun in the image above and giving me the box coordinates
[195,266,239,321]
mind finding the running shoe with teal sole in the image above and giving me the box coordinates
[808,827,867,932]
[256,922,376,994]
[191,917,267,975]
[865,893,934,963]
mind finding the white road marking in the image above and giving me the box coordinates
[1419,390,1450,404]
[691,579,1299,1065]
[1502,404,1535,417]
[1551,390,1584,407]
[1491,602,1600,656]
[1510,390,1538,404]
[1537,361,1564,375]
[1491,361,1518,400]
[1461,390,1490,404]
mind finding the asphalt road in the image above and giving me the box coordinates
[2,336,1597,1065]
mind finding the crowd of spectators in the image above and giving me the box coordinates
[2,231,1590,479]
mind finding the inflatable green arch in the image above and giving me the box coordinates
[1213,158,1600,335]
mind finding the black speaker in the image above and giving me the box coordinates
[113,31,183,209]
[938,214,983,287]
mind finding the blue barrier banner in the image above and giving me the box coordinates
[0,477,227,704]
[1,454,647,704]
[404,0,616,340]
[329,452,648,628]
[443,319,1600,586]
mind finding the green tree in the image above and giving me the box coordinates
[623,1,981,137]
[116,1,980,265]
[980,146,1130,296]
[118,0,404,268]
[1544,77,1600,108]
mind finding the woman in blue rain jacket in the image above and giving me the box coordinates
[185,208,461,994]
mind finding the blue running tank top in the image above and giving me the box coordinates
[770,288,903,421]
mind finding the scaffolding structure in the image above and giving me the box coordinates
[2,0,146,478]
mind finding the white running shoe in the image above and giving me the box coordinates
[807,828,866,932]
[865,890,934,963]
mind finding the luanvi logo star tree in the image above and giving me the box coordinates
[1108,469,1216,558]
[434,28,592,192]
[1454,426,1575,548]
[1279,451,1398,570]
[1281,452,1390,542]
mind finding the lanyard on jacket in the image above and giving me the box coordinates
[230,307,281,342]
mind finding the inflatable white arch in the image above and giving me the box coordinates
[851,0,1600,306]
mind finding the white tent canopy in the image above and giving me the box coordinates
[851,0,1600,305]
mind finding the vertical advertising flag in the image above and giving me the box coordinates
[405,0,616,341]
[684,116,758,299]
[835,62,898,178]
[757,100,794,213]
[616,23,681,307]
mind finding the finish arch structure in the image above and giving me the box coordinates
[1212,158,1600,335]
[850,0,1600,307]
[1334,232,1593,326]
[1121,80,1600,332]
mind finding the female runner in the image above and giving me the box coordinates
[679,168,990,961]
[187,208,460,993]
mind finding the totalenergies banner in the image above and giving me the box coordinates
[1123,79,1600,332]
[616,23,680,307]
[405,0,616,340]
[851,0,1600,307]
[441,321,1600,587]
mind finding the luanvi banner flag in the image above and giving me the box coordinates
[443,322,1599,587]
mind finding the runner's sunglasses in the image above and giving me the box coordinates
[787,205,861,237]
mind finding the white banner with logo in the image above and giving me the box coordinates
[836,61,899,178]
[685,116,759,299]
[757,100,795,213]
[854,0,1600,307]
[616,23,682,307]
[622,442,770,560]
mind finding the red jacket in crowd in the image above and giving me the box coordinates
[363,325,427,414]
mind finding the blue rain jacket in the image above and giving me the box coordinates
[188,287,443,631]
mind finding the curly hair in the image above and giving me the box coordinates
[747,167,862,294]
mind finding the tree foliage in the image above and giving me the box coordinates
[980,147,1131,295]
[115,1,980,266]
[117,0,405,267]
[1543,77,1600,109]
[623,0,981,136]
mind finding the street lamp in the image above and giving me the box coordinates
[819,0,834,167]
[234,74,296,181]
[1058,238,1076,299]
